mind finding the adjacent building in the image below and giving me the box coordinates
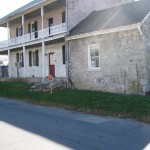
[66,0,150,94]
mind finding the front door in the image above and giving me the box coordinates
[49,53,55,77]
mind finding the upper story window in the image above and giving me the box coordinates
[16,27,22,37]
[62,11,65,23]
[28,21,38,38]
[88,44,100,69]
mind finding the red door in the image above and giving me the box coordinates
[49,53,55,77]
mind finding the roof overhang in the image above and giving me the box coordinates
[66,23,140,41]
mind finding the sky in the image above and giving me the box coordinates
[0,0,32,42]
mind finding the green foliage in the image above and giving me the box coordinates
[0,81,150,123]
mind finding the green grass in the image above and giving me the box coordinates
[0,81,150,123]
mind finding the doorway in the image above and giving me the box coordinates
[49,53,55,77]
[48,18,53,35]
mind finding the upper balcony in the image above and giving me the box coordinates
[0,23,67,49]
[0,0,67,50]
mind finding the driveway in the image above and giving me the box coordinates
[0,97,150,150]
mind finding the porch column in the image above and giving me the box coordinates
[41,6,44,39]
[42,41,45,79]
[22,15,25,42]
[7,22,10,40]
[41,6,45,80]
[66,0,69,34]
[22,15,26,78]
[23,46,26,78]
[8,49,11,78]
[7,22,10,48]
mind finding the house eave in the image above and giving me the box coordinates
[66,23,140,41]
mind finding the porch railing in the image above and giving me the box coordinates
[0,23,66,49]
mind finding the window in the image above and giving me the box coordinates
[16,27,22,37]
[48,18,53,35]
[16,53,19,62]
[33,52,36,66]
[35,50,39,66]
[88,44,100,69]
[21,52,24,67]
[28,21,38,38]
[16,52,24,67]
[29,51,32,67]
[33,50,39,67]
[62,45,66,64]
[62,11,65,23]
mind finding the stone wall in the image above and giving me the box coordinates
[68,28,147,94]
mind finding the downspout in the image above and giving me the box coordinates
[137,23,143,36]
[65,0,70,87]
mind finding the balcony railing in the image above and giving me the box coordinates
[0,23,66,49]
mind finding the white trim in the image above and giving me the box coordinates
[66,24,140,41]
[138,24,143,36]
[141,11,150,25]
[23,46,26,78]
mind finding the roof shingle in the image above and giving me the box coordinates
[69,0,150,36]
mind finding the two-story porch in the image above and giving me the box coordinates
[0,0,67,80]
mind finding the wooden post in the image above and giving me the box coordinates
[48,75,53,94]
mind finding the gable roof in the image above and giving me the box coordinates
[69,0,150,36]
[0,0,43,20]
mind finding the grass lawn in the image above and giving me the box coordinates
[0,81,150,123]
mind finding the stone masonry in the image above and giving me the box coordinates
[68,28,149,94]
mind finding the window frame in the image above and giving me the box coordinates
[88,44,100,70]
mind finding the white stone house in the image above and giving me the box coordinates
[66,0,150,95]
[0,0,134,82]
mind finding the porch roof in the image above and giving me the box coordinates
[69,0,150,36]
[0,0,65,26]
[0,0,43,20]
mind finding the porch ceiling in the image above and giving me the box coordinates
[0,50,8,55]
[0,0,65,27]
[44,0,66,13]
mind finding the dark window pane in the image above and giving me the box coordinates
[62,11,65,23]
[16,28,18,37]
[16,53,19,62]
[22,52,24,67]
[29,51,32,67]
[28,23,31,33]
[62,45,66,64]
[35,50,39,66]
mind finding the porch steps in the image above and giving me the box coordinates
[30,77,66,91]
